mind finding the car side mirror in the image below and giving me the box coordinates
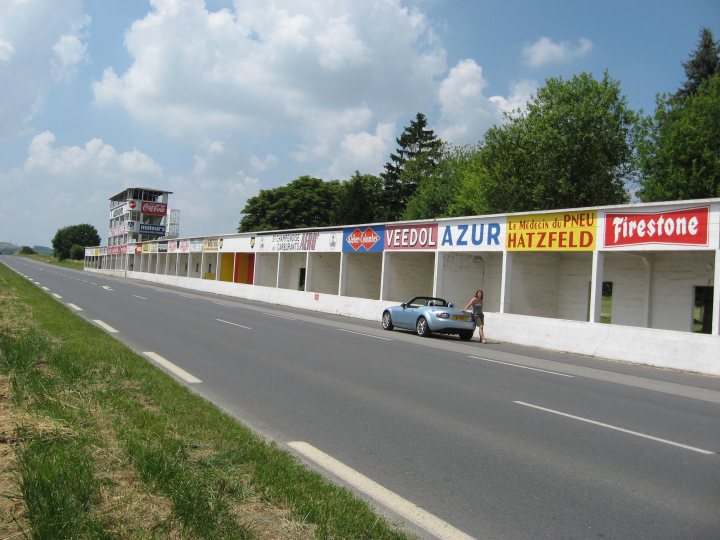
[400,303,406,308]
[448,303,454,308]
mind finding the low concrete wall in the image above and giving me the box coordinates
[87,268,720,376]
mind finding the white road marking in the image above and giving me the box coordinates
[216,318,252,330]
[67,303,83,311]
[288,441,475,540]
[469,356,574,378]
[263,312,297,321]
[143,352,202,383]
[101,285,113,291]
[133,295,148,300]
[42,286,49,291]
[92,319,118,333]
[52,293,63,299]
[514,401,715,455]
[337,328,392,341]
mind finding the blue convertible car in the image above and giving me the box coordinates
[381,296,476,340]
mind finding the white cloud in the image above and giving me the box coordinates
[250,153,278,172]
[0,1,89,138]
[437,59,536,144]
[92,0,447,172]
[0,132,163,246]
[326,121,396,178]
[0,37,15,62]
[522,36,593,67]
[52,29,89,80]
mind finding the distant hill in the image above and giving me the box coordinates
[0,242,53,256]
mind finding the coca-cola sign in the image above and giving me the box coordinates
[604,206,709,247]
[141,201,167,215]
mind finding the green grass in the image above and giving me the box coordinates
[16,252,85,271]
[0,262,413,539]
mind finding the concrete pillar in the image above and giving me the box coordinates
[589,250,605,323]
[500,251,513,313]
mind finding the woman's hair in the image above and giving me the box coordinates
[475,289,483,299]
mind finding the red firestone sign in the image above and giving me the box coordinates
[604,206,709,247]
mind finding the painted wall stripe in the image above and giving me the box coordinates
[288,441,475,540]
[143,352,202,383]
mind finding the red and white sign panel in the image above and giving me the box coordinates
[604,206,709,247]
[385,224,438,250]
[141,201,167,216]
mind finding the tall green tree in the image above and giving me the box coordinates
[476,72,636,213]
[381,112,443,220]
[676,27,720,99]
[333,171,385,225]
[52,224,100,260]
[403,145,484,220]
[238,176,343,232]
[637,75,720,201]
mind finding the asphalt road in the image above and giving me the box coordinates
[4,256,720,540]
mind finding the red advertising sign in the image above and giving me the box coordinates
[604,206,709,247]
[128,199,137,209]
[135,243,143,254]
[141,201,167,215]
[385,224,438,250]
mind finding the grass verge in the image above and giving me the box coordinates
[0,262,412,539]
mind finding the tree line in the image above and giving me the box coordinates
[238,27,720,232]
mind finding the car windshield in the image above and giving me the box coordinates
[407,297,448,308]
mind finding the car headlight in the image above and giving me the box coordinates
[435,312,450,319]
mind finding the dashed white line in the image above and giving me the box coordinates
[133,295,148,300]
[92,320,118,333]
[288,441,474,540]
[101,285,114,291]
[216,318,252,330]
[469,356,574,378]
[143,352,202,383]
[52,293,63,299]
[42,286,49,291]
[336,328,392,341]
[514,401,715,455]
[263,312,297,321]
[67,303,83,311]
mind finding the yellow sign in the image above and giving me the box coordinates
[142,243,151,253]
[507,211,597,251]
[203,237,219,252]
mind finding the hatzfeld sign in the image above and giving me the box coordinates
[604,206,709,248]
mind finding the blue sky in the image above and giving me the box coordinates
[0,0,717,247]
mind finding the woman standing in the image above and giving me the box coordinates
[464,289,486,343]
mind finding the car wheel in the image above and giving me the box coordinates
[459,330,473,341]
[382,311,394,330]
[416,317,431,337]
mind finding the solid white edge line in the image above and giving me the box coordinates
[67,303,83,311]
[92,319,118,333]
[469,356,574,378]
[514,401,714,455]
[143,352,202,384]
[337,328,392,341]
[52,293,63,299]
[288,441,475,540]
[216,318,252,330]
